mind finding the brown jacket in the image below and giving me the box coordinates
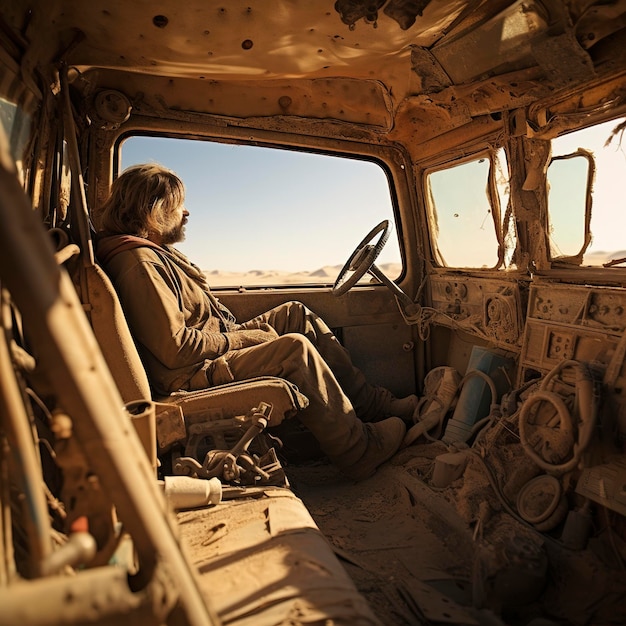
[97,235,266,395]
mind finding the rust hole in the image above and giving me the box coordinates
[153,15,169,28]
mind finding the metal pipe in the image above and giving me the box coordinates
[0,294,52,576]
[59,65,94,267]
[0,565,163,626]
[39,531,97,576]
[367,263,415,309]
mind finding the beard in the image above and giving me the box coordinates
[160,217,187,245]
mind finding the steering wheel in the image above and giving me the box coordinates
[332,220,390,296]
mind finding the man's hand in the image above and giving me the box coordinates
[224,323,279,350]
[245,323,279,344]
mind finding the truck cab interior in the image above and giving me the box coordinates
[1,1,626,625]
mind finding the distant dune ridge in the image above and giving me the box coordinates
[204,253,625,287]
[204,262,403,287]
[584,250,626,265]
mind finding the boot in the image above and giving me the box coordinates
[387,394,419,422]
[341,417,406,481]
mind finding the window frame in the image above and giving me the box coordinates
[109,129,414,290]
[423,147,510,270]
[546,148,595,265]
[544,115,626,271]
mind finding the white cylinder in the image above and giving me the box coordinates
[161,476,222,510]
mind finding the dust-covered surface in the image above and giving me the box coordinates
[176,487,383,626]
[285,440,626,626]
[286,457,479,626]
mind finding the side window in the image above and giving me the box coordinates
[546,150,593,262]
[548,117,626,266]
[0,77,34,183]
[425,149,511,269]
[120,136,402,286]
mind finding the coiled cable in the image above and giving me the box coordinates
[519,359,597,474]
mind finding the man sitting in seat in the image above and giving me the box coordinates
[95,163,416,481]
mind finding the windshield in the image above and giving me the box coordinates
[120,136,402,286]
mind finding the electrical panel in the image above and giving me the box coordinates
[520,283,626,440]
[429,276,525,347]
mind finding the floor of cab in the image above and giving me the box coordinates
[284,442,626,626]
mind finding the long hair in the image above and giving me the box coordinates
[95,163,185,237]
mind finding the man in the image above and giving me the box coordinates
[95,163,417,480]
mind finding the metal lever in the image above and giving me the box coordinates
[174,403,274,483]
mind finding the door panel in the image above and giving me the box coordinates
[218,285,418,397]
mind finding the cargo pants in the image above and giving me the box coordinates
[207,301,396,467]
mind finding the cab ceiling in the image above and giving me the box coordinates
[3,0,626,138]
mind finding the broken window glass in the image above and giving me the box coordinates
[426,149,510,269]
[549,117,626,267]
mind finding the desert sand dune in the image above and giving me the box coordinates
[584,250,626,266]
[204,263,403,287]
